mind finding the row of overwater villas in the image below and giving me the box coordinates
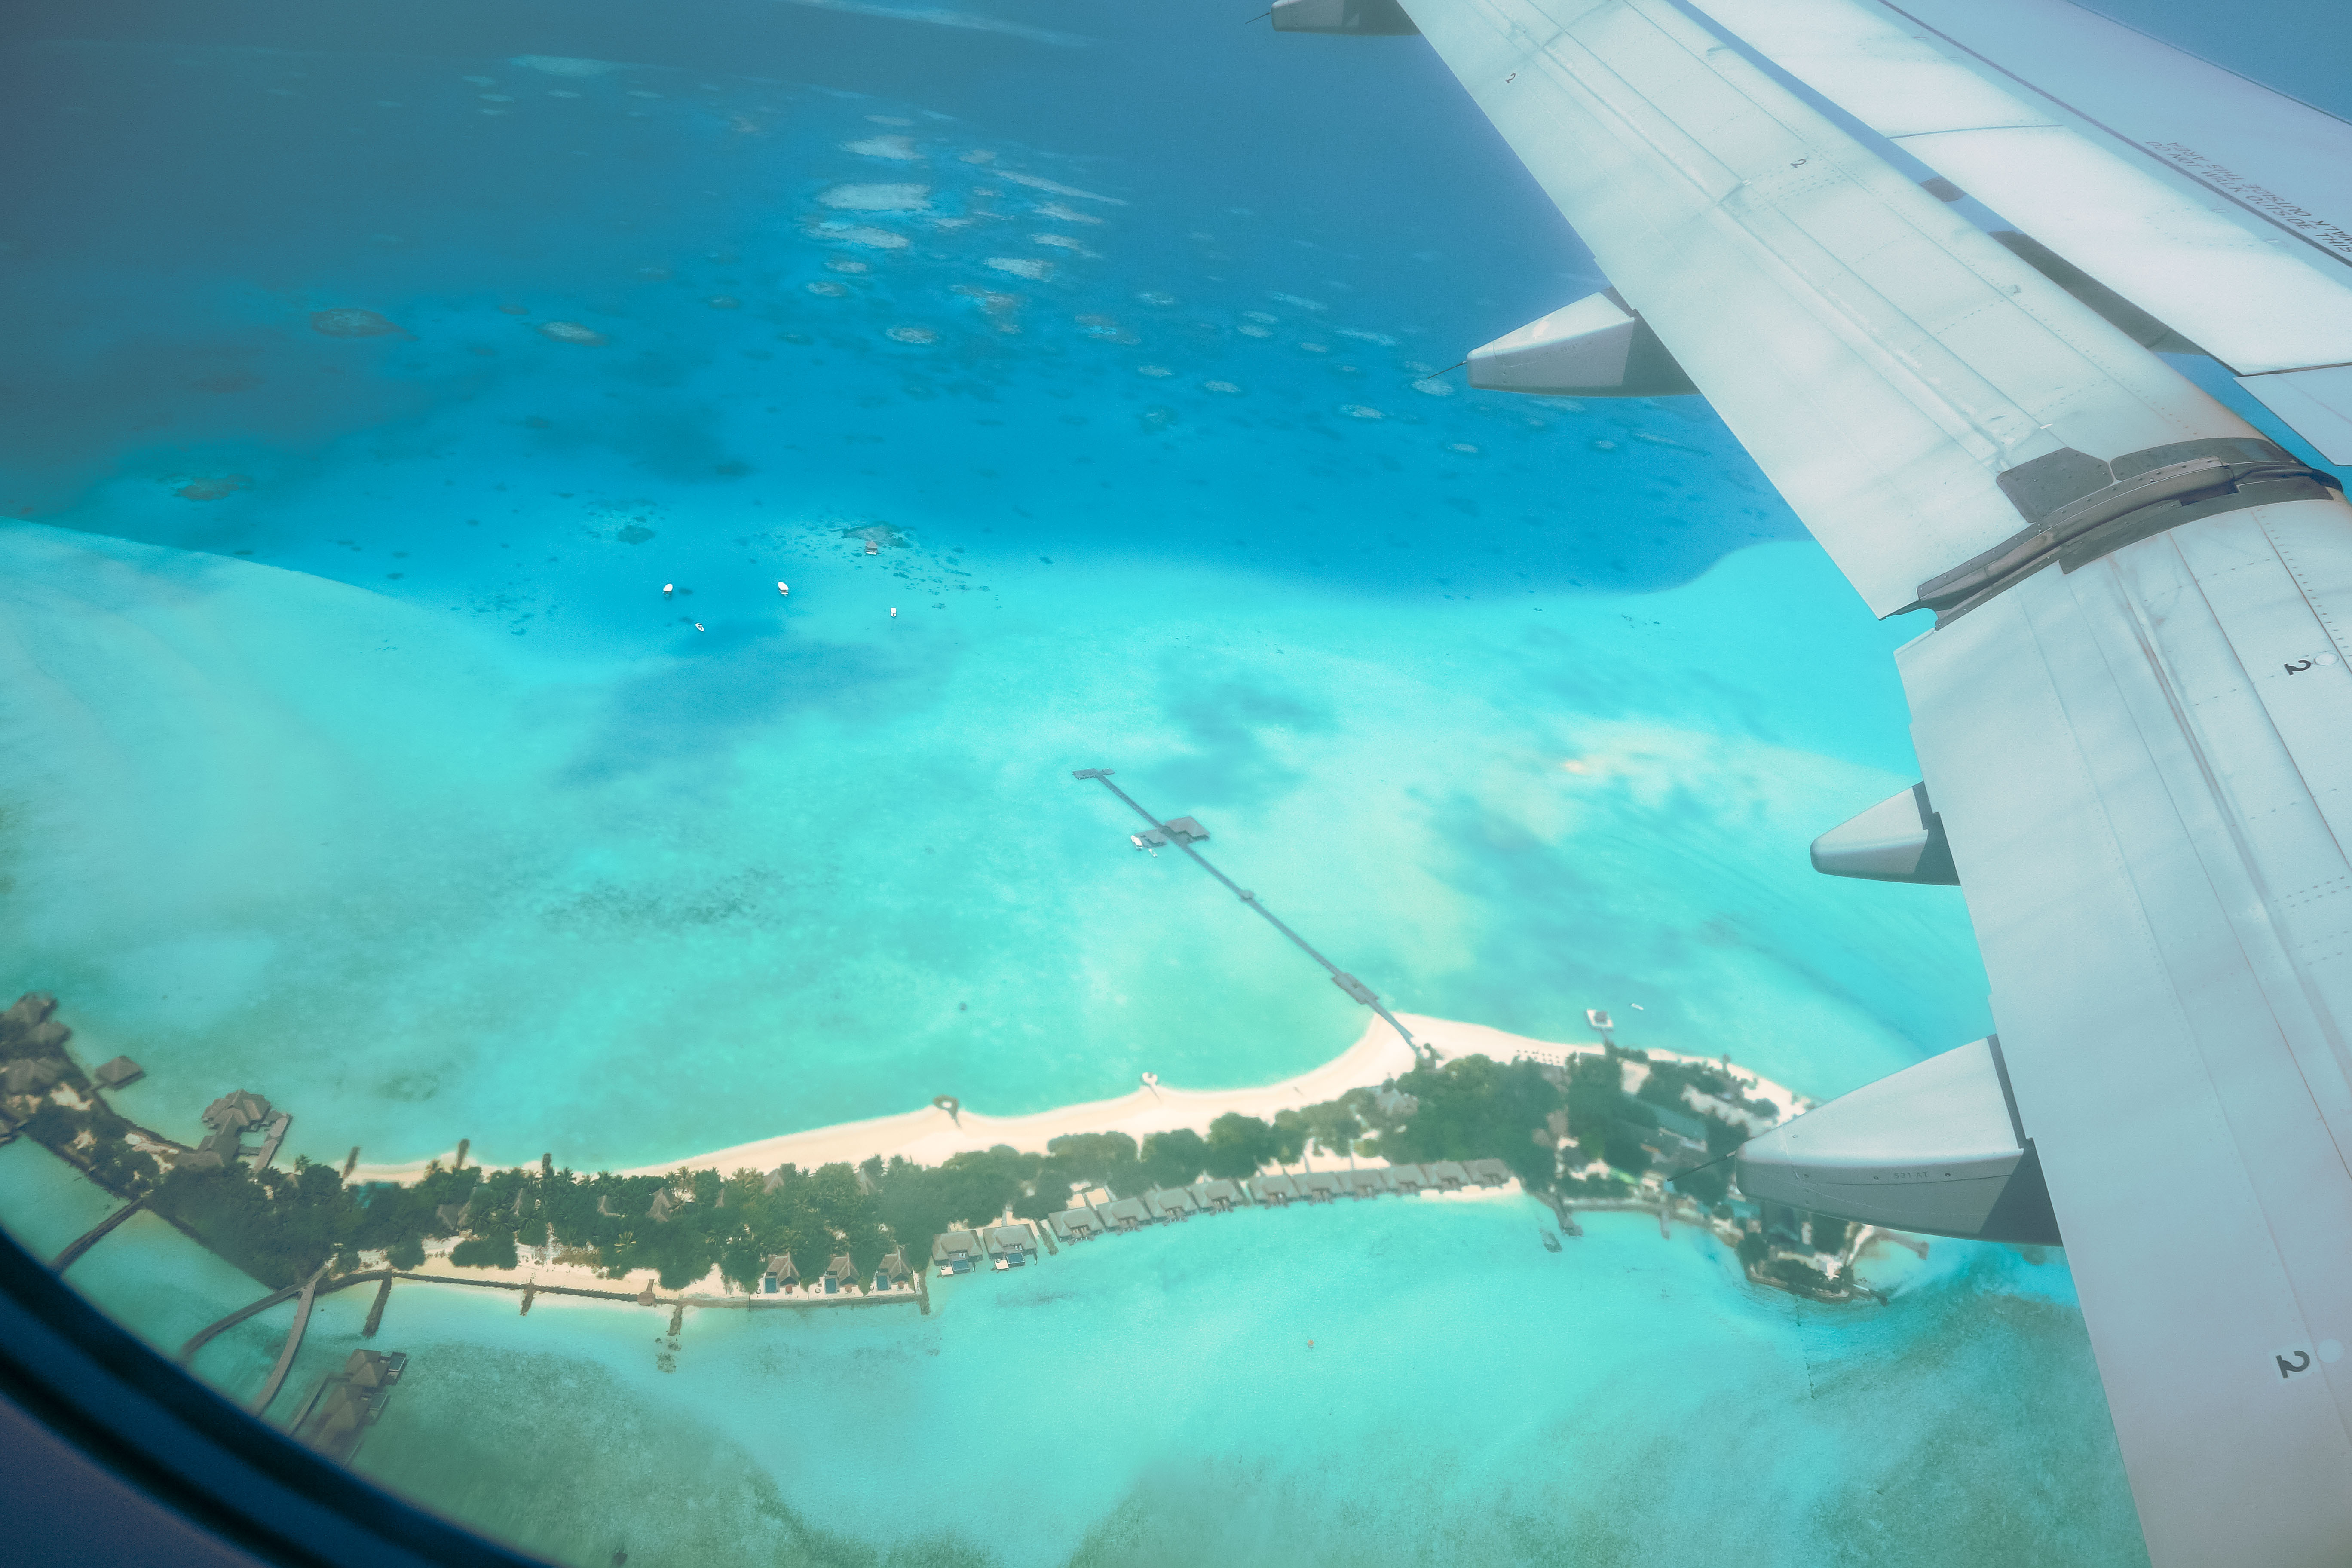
[928,1158,1519,1275]
[756,1246,919,1296]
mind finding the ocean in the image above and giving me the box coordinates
[0,3,2157,1560]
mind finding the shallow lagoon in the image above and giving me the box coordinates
[8,1179,2146,1568]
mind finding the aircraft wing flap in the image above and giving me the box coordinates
[1396,0,2257,617]
[1899,494,2352,1566]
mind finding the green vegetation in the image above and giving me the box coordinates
[1376,1055,1562,1185]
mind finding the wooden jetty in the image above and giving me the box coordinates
[181,1280,307,1363]
[52,1192,148,1273]
[362,1277,392,1338]
[252,1112,292,1170]
[1074,769,1433,1064]
[249,1263,332,1415]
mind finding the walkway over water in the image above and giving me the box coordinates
[250,1263,331,1414]
[52,1192,146,1273]
[1075,769,1431,1064]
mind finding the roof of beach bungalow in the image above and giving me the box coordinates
[765,1252,799,1282]
[876,1248,914,1284]
[986,1223,1036,1254]
[1247,1174,1300,1203]
[92,1056,143,1089]
[1052,1207,1106,1239]
[1341,1169,1391,1197]
[646,1189,678,1222]
[1425,1161,1470,1189]
[932,1229,985,1263]
[1194,1179,1245,1210]
[1386,1164,1430,1192]
[1465,1159,1513,1187]
[3,1057,63,1096]
[824,1252,859,1285]
[434,1201,468,1231]
[1102,1197,1153,1228]
[1146,1188,1199,1218]
[1299,1172,1343,1200]
[762,1166,790,1194]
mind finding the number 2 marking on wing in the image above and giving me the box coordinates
[2285,659,2314,675]
[2279,1349,2313,1379]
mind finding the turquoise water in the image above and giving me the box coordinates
[0,35,1990,1171]
[0,9,2148,1562]
[27,1187,2146,1567]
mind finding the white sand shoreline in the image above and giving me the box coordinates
[346,1013,1808,1186]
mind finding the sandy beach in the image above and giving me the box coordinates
[346,1013,1810,1185]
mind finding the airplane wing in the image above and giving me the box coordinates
[1270,0,2352,1561]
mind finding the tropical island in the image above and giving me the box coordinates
[0,993,1899,1310]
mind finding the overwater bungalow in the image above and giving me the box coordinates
[761,1253,799,1294]
[1101,1197,1153,1232]
[874,1247,915,1291]
[1340,1169,1390,1199]
[291,1350,407,1464]
[1386,1165,1431,1195]
[1146,1187,1200,1221]
[821,1253,861,1294]
[985,1223,1039,1265]
[92,1056,143,1090]
[201,1090,272,1135]
[1298,1171,1343,1204]
[1193,1179,1246,1213]
[1426,1161,1470,1191]
[931,1230,985,1274]
[1247,1174,1300,1207]
[1050,1206,1107,1242]
[1465,1158,1514,1188]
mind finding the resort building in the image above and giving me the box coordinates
[874,1248,915,1292]
[1465,1158,1514,1188]
[1425,1161,1470,1191]
[1298,1171,1343,1204]
[1372,1087,1418,1118]
[762,1166,791,1195]
[1193,1179,1246,1213]
[1145,1187,1200,1221]
[985,1224,1039,1266]
[1101,1197,1154,1232]
[92,1056,143,1090]
[820,1253,861,1294]
[646,1189,678,1222]
[932,1230,985,1274]
[1050,1206,1107,1242]
[761,1253,799,1294]
[1387,1165,1431,1195]
[1640,1105,1714,1171]
[1340,1169,1390,1199]
[1247,1174,1300,1207]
